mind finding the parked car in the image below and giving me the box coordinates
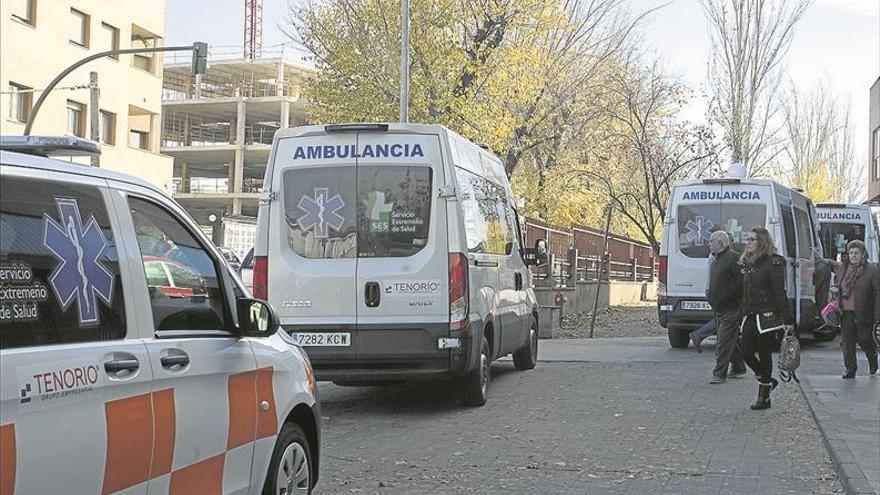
[0,137,321,494]
[240,246,255,292]
[254,123,539,406]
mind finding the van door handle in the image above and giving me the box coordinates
[104,359,139,374]
[475,260,499,268]
[515,272,523,290]
[161,355,190,369]
[365,281,380,307]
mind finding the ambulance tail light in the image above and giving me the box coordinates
[253,256,268,300]
[658,255,668,297]
[449,253,469,331]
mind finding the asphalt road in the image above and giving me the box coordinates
[313,336,842,495]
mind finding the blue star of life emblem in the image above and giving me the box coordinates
[297,187,345,238]
[685,215,714,246]
[43,198,115,326]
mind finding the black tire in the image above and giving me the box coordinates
[812,330,836,342]
[668,328,690,349]
[462,335,490,407]
[513,317,538,370]
[263,423,313,495]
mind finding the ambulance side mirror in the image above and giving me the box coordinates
[237,298,279,337]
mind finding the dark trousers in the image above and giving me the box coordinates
[741,314,775,383]
[840,311,878,374]
[714,310,744,378]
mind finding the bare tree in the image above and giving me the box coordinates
[782,83,865,202]
[702,0,812,175]
[575,61,721,251]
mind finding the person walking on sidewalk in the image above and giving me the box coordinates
[706,231,747,384]
[739,227,792,410]
[833,240,880,379]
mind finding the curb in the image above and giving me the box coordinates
[798,375,878,495]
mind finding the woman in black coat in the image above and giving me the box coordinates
[739,227,793,410]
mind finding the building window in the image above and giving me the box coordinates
[131,24,160,74]
[129,130,149,150]
[102,22,119,58]
[69,8,89,47]
[7,83,32,123]
[11,0,36,26]
[874,127,880,180]
[100,110,116,145]
[66,100,85,137]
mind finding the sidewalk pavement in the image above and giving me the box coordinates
[537,336,877,495]
[799,339,880,495]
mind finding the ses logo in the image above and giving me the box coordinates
[19,362,101,406]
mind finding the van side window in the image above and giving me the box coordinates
[780,209,796,258]
[0,177,126,349]
[128,197,227,331]
[794,208,812,259]
[455,167,511,255]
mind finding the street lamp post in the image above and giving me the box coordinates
[24,42,208,136]
[399,0,410,123]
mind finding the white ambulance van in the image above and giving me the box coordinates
[0,137,320,494]
[815,203,880,263]
[254,123,540,406]
[658,171,824,348]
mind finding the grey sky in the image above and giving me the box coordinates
[166,0,880,165]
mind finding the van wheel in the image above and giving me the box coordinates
[668,328,690,349]
[462,336,490,406]
[263,423,312,495]
[513,318,538,370]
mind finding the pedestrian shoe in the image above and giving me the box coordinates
[710,376,726,384]
[750,382,772,410]
[691,336,703,353]
[770,377,779,391]
[870,363,878,376]
[729,367,748,379]
[842,372,856,379]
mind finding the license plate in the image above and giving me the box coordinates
[291,332,351,346]
[681,301,712,311]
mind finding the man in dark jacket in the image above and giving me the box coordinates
[707,231,746,383]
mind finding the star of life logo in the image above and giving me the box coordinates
[685,215,714,246]
[297,187,346,238]
[43,198,115,326]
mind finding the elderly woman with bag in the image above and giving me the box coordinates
[832,240,880,378]
[739,227,793,410]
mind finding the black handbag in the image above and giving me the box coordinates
[757,312,784,334]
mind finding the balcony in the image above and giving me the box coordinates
[172,177,263,195]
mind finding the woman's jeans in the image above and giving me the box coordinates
[741,314,776,383]
[840,311,878,374]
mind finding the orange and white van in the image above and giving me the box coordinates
[0,137,320,495]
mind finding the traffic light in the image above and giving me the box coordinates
[192,42,208,76]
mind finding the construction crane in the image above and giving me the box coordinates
[244,0,263,60]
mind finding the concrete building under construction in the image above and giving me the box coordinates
[161,52,312,227]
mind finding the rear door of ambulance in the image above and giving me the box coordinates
[266,131,359,363]
[354,129,450,365]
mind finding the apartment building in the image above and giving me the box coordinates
[1,0,172,190]
[161,55,311,228]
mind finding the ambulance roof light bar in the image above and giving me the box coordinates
[0,135,101,158]
[325,123,389,133]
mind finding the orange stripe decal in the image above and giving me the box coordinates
[227,370,257,450]
[0,423,15,495]
[168,453,225,495]
[151,388,176,477]
[102,393,153,494]
[255,366,278,439]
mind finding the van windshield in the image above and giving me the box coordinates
[677,203,766,258]
[282,165,431,259]
[819,222,865,262]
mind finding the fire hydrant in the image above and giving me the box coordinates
[555,291,567,326]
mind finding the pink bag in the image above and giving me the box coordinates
[821,299,841,328]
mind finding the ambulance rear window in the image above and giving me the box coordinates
[819,222,865,262]
[677,204,766,258]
